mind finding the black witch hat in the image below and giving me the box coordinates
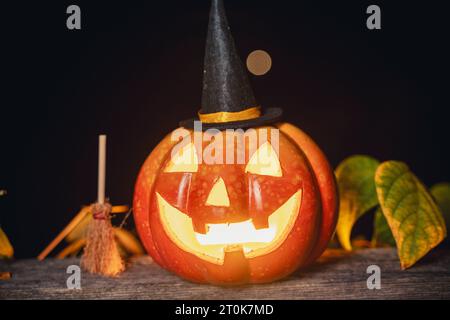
[180,0,282,130]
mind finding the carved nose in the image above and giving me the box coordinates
[206,177,230,207]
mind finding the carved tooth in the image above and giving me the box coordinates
[251,216,270,230]
[192,218,208,234]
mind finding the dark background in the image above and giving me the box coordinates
[1,1,449,258]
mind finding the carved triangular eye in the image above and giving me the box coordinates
[245,142,282,177]
[164,142,199,173]
[206,177,230,207]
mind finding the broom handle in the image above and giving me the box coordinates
[98,135,107,204]
[37,205,129,261]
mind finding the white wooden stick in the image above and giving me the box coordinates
[97,135,107,204]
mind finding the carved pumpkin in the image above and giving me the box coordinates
[134,0,338,285]
[133,123,338,285]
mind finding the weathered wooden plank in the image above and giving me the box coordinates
[1,248,449,299]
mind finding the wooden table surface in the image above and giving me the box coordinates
[1,248,449,300]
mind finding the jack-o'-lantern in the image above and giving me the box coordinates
[134,0,338,285]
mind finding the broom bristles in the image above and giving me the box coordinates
[81,203,124,277]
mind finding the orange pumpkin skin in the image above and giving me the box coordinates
[133,124,338,285]
[278,123,339,265]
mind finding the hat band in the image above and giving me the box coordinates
[198,106,261,124]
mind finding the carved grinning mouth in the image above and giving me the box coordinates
[156,190,302,265]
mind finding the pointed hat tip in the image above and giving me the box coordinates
[201,0,257,115]
[179,0,283,130]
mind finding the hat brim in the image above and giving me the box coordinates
[179,107,283,131]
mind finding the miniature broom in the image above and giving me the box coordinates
[37,135,126,277]
[80,135,124,276]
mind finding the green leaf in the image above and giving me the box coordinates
[375,161,447,269]
[430,183,450,231]
[372,207,396,247]
[0,227,14,259]
[335,155,380,250]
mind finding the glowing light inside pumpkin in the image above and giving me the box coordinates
[245,141,282,177]
[156,189,302,265]
[206,177,230,207]
[195,220,275,245]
